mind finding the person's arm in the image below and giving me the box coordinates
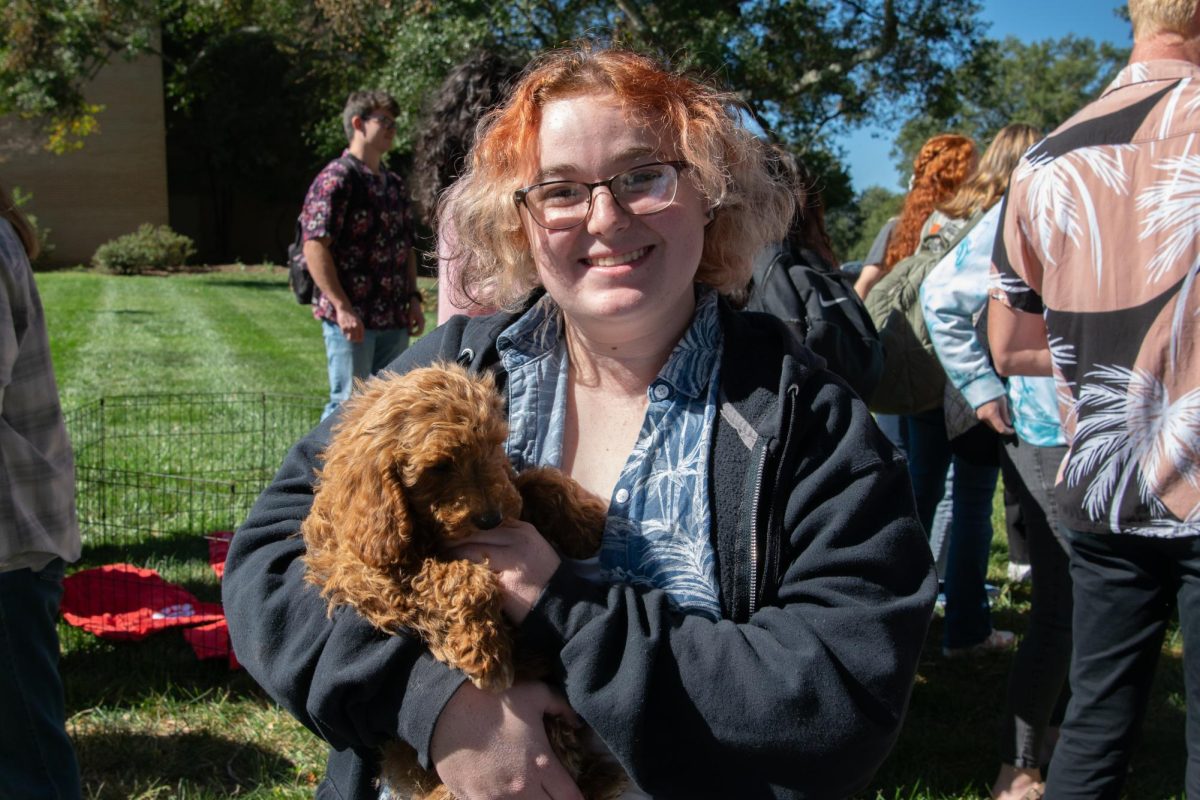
[460,382,934,798]
[405,245,425,336]
[987,192,1052,378]
[221,327,473,768]
[855,217,896,299]
[304,237,363,343]
[987,298,1053,377]
[920,208,1010,433]
[853,263,886,299]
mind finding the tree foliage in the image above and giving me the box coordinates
[892,33,1129,175]
[4,0,984,159]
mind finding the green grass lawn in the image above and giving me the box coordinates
[39,267,1186,799]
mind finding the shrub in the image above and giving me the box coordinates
[92,224,197,274]
[11,186,54,267]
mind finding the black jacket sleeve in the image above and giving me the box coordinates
[221,326,470,768]
[518,376,935,799]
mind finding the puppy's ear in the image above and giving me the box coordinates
[344,454,412,570]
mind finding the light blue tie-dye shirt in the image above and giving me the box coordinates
[498,289,724,619]
[920,204,1065,447]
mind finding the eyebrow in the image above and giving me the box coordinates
[536,146,663,182]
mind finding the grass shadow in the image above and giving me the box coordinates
[198,278,288,291]
[73,729,318,799]
[863,594,1187,799]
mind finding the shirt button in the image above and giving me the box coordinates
[652,383,670,400]
[615,488,630,504]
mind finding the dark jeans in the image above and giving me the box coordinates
[998,440,1073,769]
[1000,454,1030,565]
[0,559,81,800]
[901,408,1000,649]
[1046,528,1200,799]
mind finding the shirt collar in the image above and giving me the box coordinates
[497,285,722,401]
[1103,59,1200,96]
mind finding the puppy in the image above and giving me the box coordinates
[301,363,624,800]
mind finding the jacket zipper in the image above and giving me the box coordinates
[747,442,770,617]
[749,383,800,618]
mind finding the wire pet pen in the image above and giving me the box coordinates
[67,392,322,548]
[59,392,323,718]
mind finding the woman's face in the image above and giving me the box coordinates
[520,94,709,337]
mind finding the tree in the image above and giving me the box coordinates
[892,33,1129,175]
[5,1,985,157]
[829,184,903,263]
[2,0,987,261]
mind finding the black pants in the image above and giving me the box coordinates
[1046,528,1200,799]
[998,440,1072,769]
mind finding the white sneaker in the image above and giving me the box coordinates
[1007,561,1032,584]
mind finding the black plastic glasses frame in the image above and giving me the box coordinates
[513,160,689,230]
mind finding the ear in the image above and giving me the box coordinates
[343,451,411,570]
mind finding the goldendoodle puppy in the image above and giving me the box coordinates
[302,363,624,800]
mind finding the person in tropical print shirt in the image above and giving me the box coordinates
[989,1,1200,796]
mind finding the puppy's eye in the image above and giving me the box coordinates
[428,459,453,473]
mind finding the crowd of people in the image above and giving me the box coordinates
[5,1,1200,798]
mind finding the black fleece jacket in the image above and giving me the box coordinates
[222,300,936,800]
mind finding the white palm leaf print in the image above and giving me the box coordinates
[1066,365,1200,528]
[1136,150,1200,283]
[1048,335,1079,420]
[1136,148,1200,370]
[1183,79,1200,116]
[1026,157,1082,265]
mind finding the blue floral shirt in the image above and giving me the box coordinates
[498,289,723,619]
[921,204,1065,448]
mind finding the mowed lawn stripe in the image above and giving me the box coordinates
[41,271,171,408]
[188,270,327,395]
[39,272,107,407]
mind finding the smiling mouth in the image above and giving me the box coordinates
[583,246,650,267]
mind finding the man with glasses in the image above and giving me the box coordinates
[297,90,424,418]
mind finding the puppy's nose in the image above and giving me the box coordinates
[473,511,503,530]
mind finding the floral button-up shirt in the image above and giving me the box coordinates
[299,151,414,330]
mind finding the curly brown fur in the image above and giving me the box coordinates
[301,363,623,800]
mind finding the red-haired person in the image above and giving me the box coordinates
[854,133,978,300]
[225,44,935,800]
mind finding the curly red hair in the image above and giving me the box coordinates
[883,133,977,270]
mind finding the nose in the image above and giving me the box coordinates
[473,510,503,530]
[586,187,630,235]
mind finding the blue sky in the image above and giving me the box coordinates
[841,1,1133,191]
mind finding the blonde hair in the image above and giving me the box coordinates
[441,43,795,310]
[1129,0,1200,38]
[0,179,40,261]
[939,123,1040,220]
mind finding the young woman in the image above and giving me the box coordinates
[853,133,977,301]
[410,49,523,324]
[920,123,1069,800]
[224,44,936,800]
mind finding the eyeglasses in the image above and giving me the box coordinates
[364,115,397,131]
[514,161,689,230]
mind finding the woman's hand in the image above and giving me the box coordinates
[430,680,584,800]
[449,520,561,625]
[975,395,1014,435]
